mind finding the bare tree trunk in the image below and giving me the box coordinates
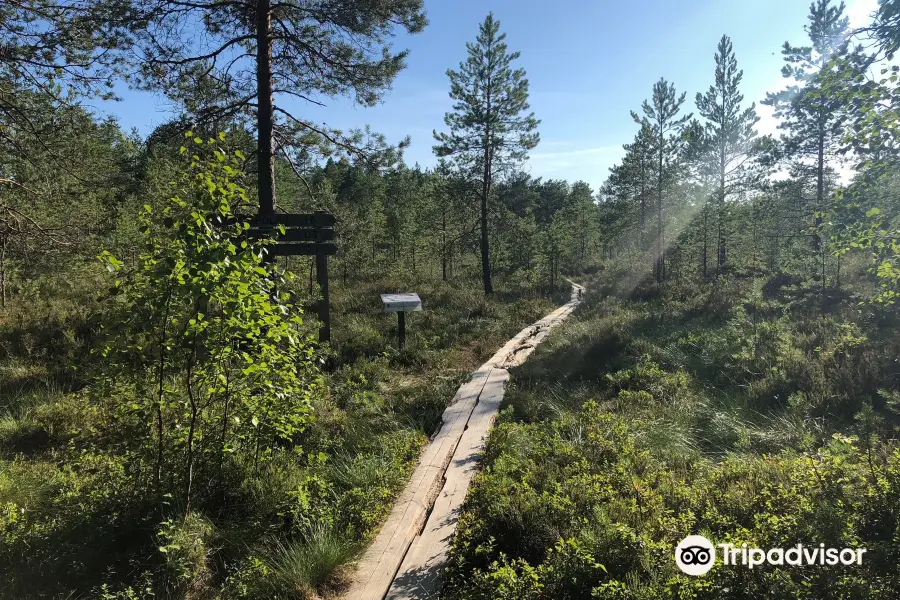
[184,406,196,515]
[836,253,841,289]
[154,292,173,490]
[640,153,646,248]
[580,204,586,269]
[219,373,231,489]
[441,211,448,281]
[184,336,199,516]
[1,235,6,309]
[256,0,275,216]
[481,152,493,294]
[814,122,825,252]
[702,202,708,279]
[717,149,726,273]
[656,150,664,283]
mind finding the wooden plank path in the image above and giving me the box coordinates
[342,282,584,600]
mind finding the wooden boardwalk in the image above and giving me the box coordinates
[342,282,584,600]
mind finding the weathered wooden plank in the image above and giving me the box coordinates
[252,211,336,227]
[270,242,338,256]
[248,227,335,242]
[384,286,585,600]
[387,369,510,600]
[343,282,585,600]
[214,211,337,228]
[340,369,494,600]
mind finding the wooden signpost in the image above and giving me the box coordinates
[231,210,338,343]
[380,293,422,350]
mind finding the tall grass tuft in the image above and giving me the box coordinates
[265,525,358,599]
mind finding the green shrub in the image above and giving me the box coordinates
[93,134,324,513]
[264,525,358,598]
[447,407,900,599]
[445,270,900,599]
[157,512,215,588]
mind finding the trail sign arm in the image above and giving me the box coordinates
[249,229,335,242]
[271,243,339,256]
[217,211,337,229]
[250,211,336,228]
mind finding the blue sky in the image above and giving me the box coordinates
[91,0,878,193]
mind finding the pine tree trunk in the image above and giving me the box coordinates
[752,207,758,272]
[639,161,646,248]
[717,150,726,272]
[814,122,825,252]
[480,179,492,294]
[481,126,493,294]
[1,235,6,309]
[441,211,448,281]
[256,0,275,216]
[580,205,586,269]
[656,148,664,283]
[702,203,708,279]
[836,253,841,289]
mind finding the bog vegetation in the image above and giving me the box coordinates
[2,0,900,599]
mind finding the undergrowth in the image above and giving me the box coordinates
[444,263,900,600]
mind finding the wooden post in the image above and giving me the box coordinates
[316,249,330,343]
[215,211,336,342]
[398,310,406,350]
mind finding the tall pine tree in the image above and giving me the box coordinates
[695,35,761,275]
[117,0,426,216]
[763,0,862,252]
[433,12,540,294]
[633,78,691,282]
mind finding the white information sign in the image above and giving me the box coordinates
[381,293,423,313]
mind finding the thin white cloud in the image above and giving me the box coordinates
[526,145,625,191]
[529,146,622,169]
[541,141,574,148]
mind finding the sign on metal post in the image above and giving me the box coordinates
[381,293,422,350]
[381,293,423,312]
